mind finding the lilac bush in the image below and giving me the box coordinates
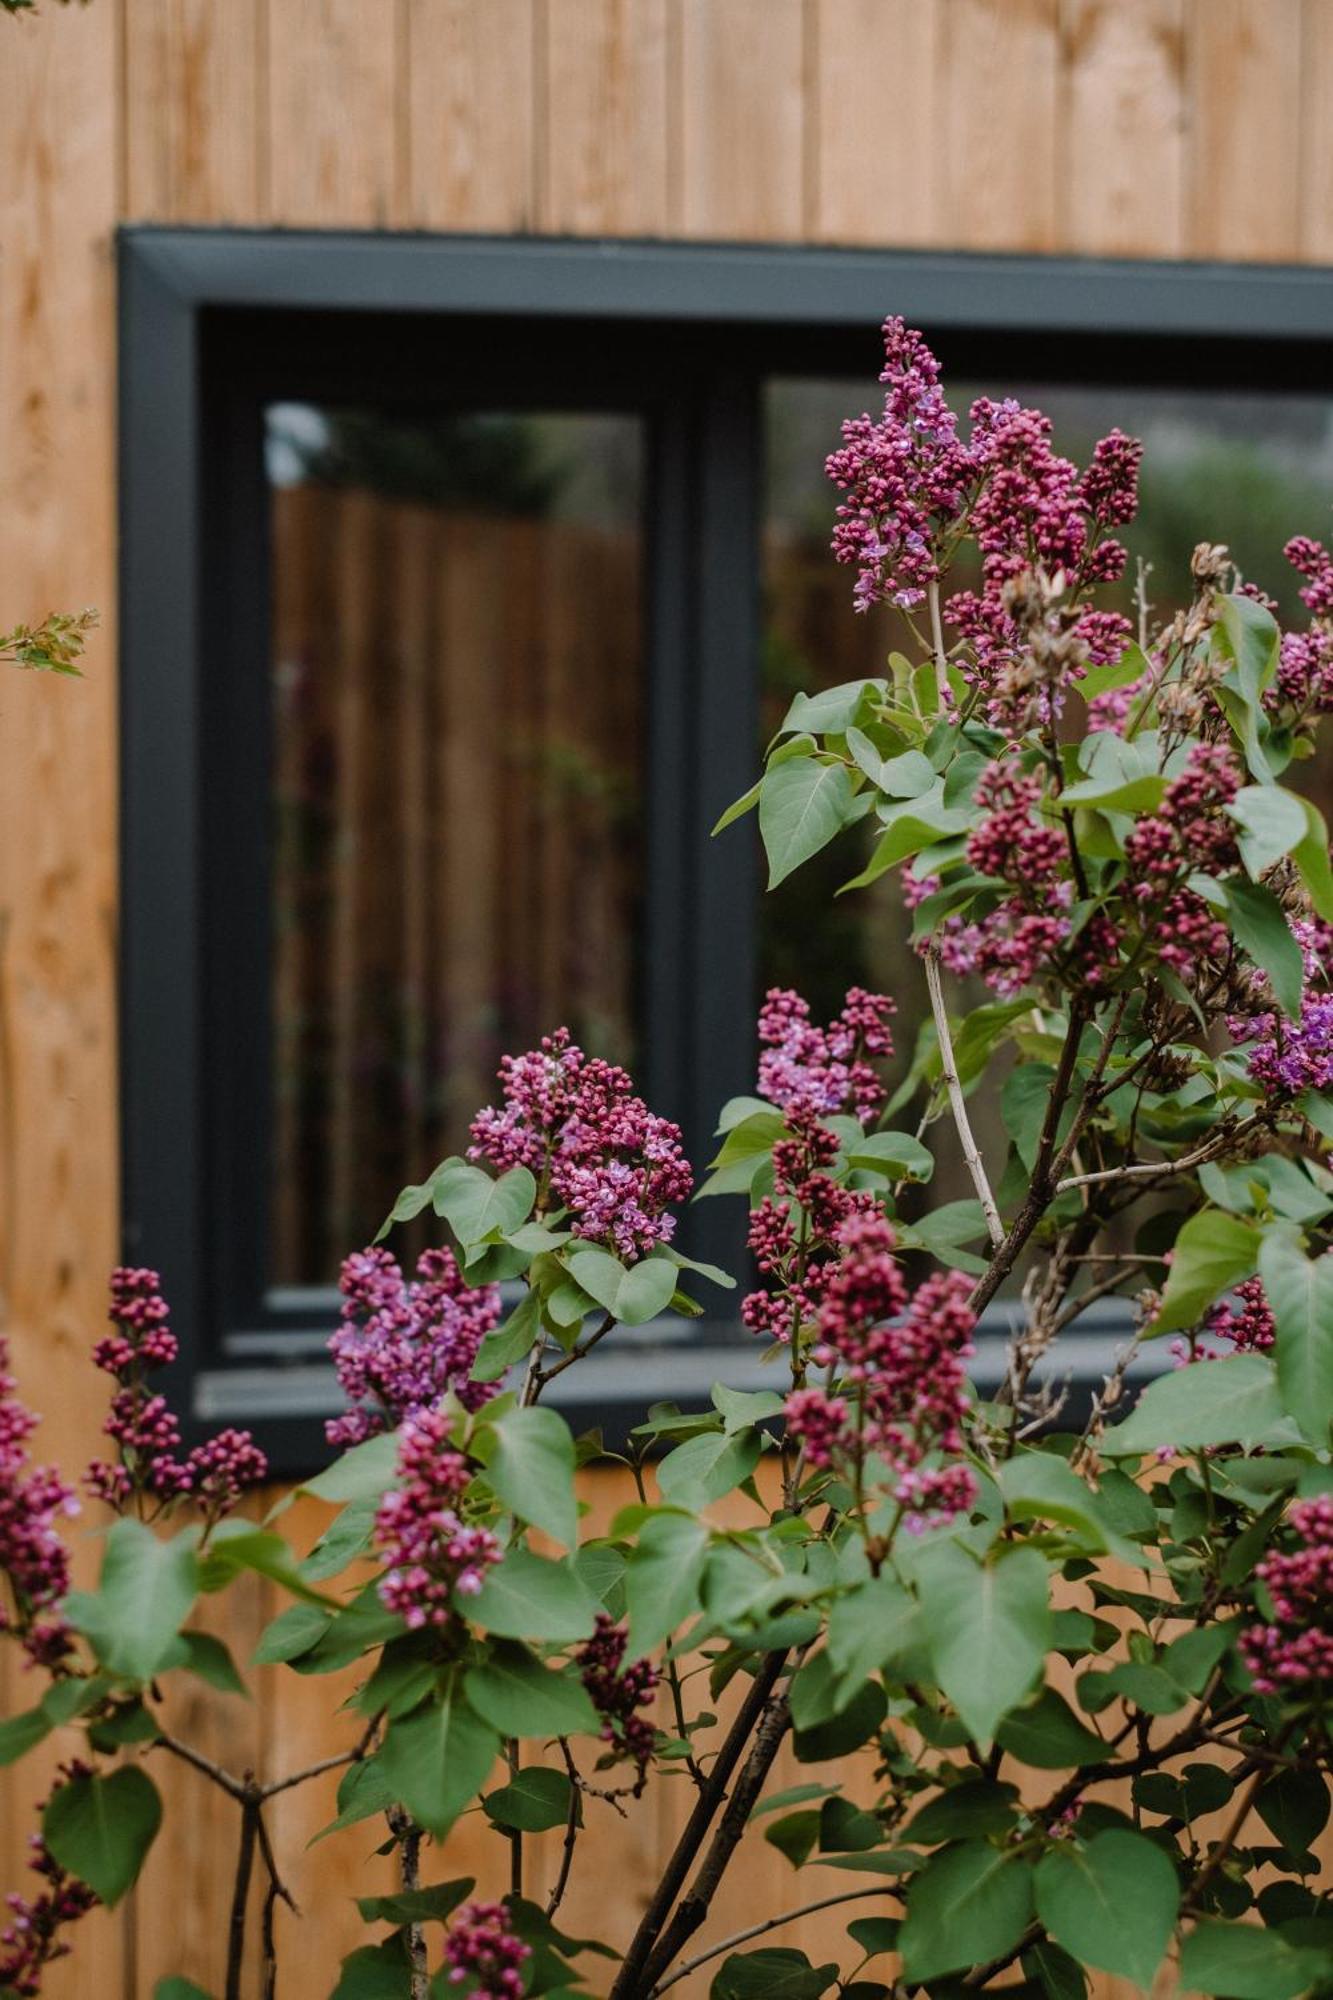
[2,320,1332,2000]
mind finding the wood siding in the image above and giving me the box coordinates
[4,1,1333,1991]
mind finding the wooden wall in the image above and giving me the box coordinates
[4,1,1333,1993]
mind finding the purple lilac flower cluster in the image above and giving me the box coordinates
[785,1214,978,1532]
[0,1338,76,1671]
[373,1406,499,1631]
[929,759,1074,996]
[327,1245,501,1447]
[577,1611,659,1791]
[0,1778,97,1998]
[468,1029,692,1262]
[441,1901,530,1999]
[1279,533,1333,720]
[826,318,1140,705]
[1241,992,1333,1100]
[1172,1275,1276,1368]
[756,986,895,1122]
[1240,1495,1333,1694]
[86,1269,266,1521]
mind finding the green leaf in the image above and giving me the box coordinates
[201,1522,339,1608]
[431,1160,536,1244]
[484,1766,574,1833]
[1293,797,1333,923]
[657,1429,762,1509]
[252,1602,332,1666]
[918,1545,1050,1746]
[760,757,857,888]
[625,1513,710,1657]
[476,1405,578,1549]
[43,1766,163,1907]
[71,1519,200,1683]
[998,1452,1132,1559]
[996,1689,1107,1769]
[711,1384,785,1433]
[1224,877,1303,1019]
[711,1948,839,1998]
[1146,1209,1261,1336]
[713,779,761,836]
[1035,1830,1178,1990]
[378,1686,499,1837]
[467,1549,598,1643]
[310,1755,400,1844]
[1254,1766,1331,1857]
[177,1630,247,1696]
[899,1843,1035,1980]
[1218,591,1280,693]
[1227,785,1308,878]
[329,1942,412,2000]
[1104,1353,1287,1454]
[846,731,934,797]
[1179,1921,1333,2000]
[153,1982,216,2000]
[781,680,881,736]
[472,1289,543,1384]
[299,1428,401,1504]
[1258,1228,1333,1447]
[0,1707,52,1766]
[792,1678,887,1763]
[563,1247,678,1325]
[464,1642,599,1739]
[904,1780,1020,1844]
[844,1131,935,1182]
[826,1577,923,1691]
[840,788,972,892]
[358,1880,474,1928]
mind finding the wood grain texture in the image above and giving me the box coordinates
[267,0,402,225]
[676,0,806,238]
[811,0,941,246]
[937,0,1061,251]
[1058,0,1186,255]
[405,0,536,229]
[0,6,122,1989]
[542,0,671,233]
[1301,0,1333,259]
[1185,0,1302,260]
[123,0,264,220]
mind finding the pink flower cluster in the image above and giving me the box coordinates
[86,1269,266,1521]
[577,1612,659,1790]
[826,320,1140,708]
[1120,743,1240,983]
[0,1338,76,1670]
[826,317,976,612]
[757,986,895,1123]
[468,1029,692,1261]
[0,1779,97,1997]
[373,1406,498,1631]
[785,1214,978,1532]
[741,1119,880,1346]
[1240,1495,1333,1695]
[327,1245,501,1447]
[441,1902,530,1999]
[965,761,1065,887]
[1172,1276,1276,1368]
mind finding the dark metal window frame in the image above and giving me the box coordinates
[120,227,1333,1472]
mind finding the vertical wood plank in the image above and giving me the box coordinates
[123,0,263,221]
[811,0,941,246]
[267,0,400,225]
[1301,0,1333,259]
[677,0,805,238]
[937,0,1060,251]
[405,0,537,230]
[0,7,122,1988]
[1059,0,1186,255]
[542,0,671,233]
[1185,0,1302,260]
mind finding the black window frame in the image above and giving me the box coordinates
[119,227,1333,1472]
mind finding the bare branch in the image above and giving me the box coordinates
[923,948,1004,1248]
[649,1888,896,1995]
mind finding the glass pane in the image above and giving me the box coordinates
[267,406,645,1287]
[763,376,1333,1209]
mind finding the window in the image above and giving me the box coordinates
[120,232,1333,1467]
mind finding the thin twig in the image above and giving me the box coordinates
[154,1727,248,1801]
[924,947,1004,1248]
[388,1806,429,2000]
[535,1311,616,1392]
[548,1742,582,1919]
[1057,1131,1233,1194]
[225,1792,260,2000]
[928,579,949,708]
[648,1888,896,1995]
[254,1805,297,2000]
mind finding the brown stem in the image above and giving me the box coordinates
[506,1741,523,1899]
[607,1651,787,2000]
[547,1742,582,1919]
[638,1667,797,1992]
[224,1789,260,2000]
[254,1807,298,2000]
[388,1806,429,2000]
[925,947,1004,1248]
[648,1887,897,1995]
[534,1311,616,1393]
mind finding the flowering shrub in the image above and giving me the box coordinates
[2,324,1333,2000]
